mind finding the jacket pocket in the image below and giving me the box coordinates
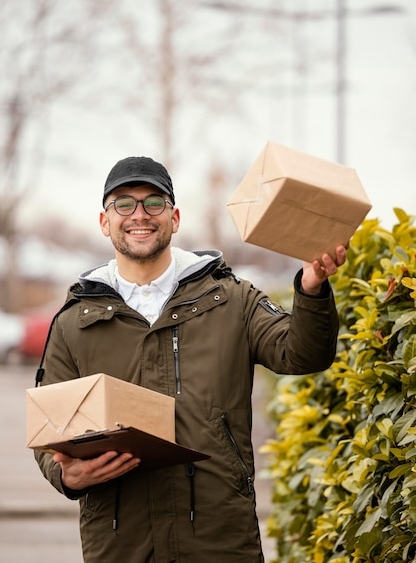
[220,413,254,495]
[80,480,117,524]
[80,489,96,522]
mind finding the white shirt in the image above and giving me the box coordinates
[115,256,176,325]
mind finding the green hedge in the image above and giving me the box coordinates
[263,209,416,563]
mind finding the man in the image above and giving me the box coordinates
[35,156,346,562]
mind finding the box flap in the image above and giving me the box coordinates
[26,374,104,446]
[227,143,276,207]
[263,141,368,194]
[227,142,371,220]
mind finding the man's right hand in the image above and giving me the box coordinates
[53,450,141,490]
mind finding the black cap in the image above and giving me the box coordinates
[103,156,175,206]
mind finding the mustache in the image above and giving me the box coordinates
[123,221,159,231]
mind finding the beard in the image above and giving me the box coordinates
[109,222,173,263]
[111,233,172,262]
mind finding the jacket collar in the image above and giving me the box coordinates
[78,247,224,291]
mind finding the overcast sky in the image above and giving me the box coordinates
[19,0,416,253]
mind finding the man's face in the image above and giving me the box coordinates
[100,184,180,263]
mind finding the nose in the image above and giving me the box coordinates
[131,200,151,218]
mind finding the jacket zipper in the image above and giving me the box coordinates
[220,414,254,494]
[169,286,222,396]
[172,326,181,395]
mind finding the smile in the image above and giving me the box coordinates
[128,229,154,235]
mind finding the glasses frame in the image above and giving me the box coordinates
[105,194,174,217]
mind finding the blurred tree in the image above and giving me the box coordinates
[110,0,284,169]
[0,0,294,312]
[0,0,110,311]
[107,0,292,265]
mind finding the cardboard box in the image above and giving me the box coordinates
[27,374,209,469]
[226,141,372,262]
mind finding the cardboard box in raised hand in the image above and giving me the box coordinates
[226,141,372,262]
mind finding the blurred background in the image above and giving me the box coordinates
[0,2,415,560]
[0,0,415,358]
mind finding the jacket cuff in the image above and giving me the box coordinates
[294,269,331,299]
[58,467,90,499]
[62,480,91,500]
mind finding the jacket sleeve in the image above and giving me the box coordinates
[34,309,87,499]
[34,448,89,500]
[246,269,339,375]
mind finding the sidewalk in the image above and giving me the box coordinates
[0,365,276,562]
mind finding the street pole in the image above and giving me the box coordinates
[336,0,346,164]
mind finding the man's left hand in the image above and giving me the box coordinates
[301,245,347,296]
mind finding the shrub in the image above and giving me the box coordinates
[263,208,416,563]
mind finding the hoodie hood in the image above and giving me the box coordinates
[79,247,224,291]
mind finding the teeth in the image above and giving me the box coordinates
[129,229,152,235]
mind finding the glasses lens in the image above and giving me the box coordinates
[143,195,166,215]
[114,196,137,215]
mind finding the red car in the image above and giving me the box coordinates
[17,313,53,361]
[0,310,53,364]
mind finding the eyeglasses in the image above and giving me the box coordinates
[105,194,174,216]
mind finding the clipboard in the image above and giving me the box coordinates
[44,427,210,470]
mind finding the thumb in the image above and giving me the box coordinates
[53,451,73,464]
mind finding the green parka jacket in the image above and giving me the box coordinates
[35,247,339,563]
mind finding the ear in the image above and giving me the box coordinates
[99,210,111,237]
[171,207,180,234]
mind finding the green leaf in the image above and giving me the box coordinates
[389,462,413,479]
[391,311,416,335]
[394,410,416,443]
[353,484,375,513]
[380,479,398,517]
[372,392,404,417]
[356,507,382,536]
[394,207,411,223]
[403,335,416,368]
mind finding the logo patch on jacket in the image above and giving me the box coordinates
[258,299,290,316]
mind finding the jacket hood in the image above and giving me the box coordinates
[79,247,224,291]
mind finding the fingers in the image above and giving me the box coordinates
[53,451,73,464]
[87,451,141,483]
[301,245,347,295]
[334,244,347,267]
[320,254,339,277]
[317,245,347,275]
[54,450,141,490]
